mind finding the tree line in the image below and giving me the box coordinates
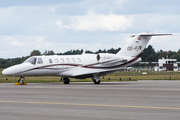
[0,48,121,68]
[1,45,180,68]
[141,45,180,63]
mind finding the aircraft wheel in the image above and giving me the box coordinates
[64,78,70,84]
[18,78,24,85]
[93,79,100,84]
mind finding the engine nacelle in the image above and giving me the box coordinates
[96,53,126,62]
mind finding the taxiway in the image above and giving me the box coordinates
[0,80,180,120]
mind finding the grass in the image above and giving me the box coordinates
[0,68,180,83]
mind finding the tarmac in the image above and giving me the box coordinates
[0,80,180,120]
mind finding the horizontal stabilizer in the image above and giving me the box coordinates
[130,33,172,37]
[140,33,172,36]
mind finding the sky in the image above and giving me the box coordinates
[0,0,180,58]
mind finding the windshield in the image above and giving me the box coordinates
[24,57,37,65]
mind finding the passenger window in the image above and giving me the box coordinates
[77,58,81,63]
[49,59,52,63]
[60,58,64,63]
[55,58,59,63]
[37,58,43,64]
[25,57,37,65]
[66,58,70,63]
[71,58,75,63]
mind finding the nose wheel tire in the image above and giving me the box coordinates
[18,78,24,85]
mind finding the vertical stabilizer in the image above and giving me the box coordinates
[116,33,172,57]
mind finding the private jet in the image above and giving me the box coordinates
[2,33,172,84]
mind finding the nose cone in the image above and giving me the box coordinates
[2,68,13,76]
[2,65,20,76]
[2,69,6,75]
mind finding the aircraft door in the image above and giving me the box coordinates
[48,59,53,69]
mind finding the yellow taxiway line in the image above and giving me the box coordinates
[0,100,180,110]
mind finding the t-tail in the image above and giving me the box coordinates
[116,33,172,59]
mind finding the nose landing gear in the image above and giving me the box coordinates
[15,77,27,85]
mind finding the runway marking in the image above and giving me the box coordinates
[0,100,180,110]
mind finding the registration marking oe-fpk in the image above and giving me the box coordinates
[127,45,143,51]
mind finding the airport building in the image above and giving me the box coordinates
[140,58,179,71]
[154,58,178,71]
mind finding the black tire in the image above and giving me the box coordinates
[20,80,24,85]
[64,78,70,84]
[19,79,24,85]
[93,79,100,84]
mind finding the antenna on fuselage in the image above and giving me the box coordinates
[82,50,86,55]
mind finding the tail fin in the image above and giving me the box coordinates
[116,33,172,57]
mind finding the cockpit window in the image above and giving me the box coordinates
[25,57,37,65]
[37,58,43,64]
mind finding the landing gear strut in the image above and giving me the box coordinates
[60,77,70,84]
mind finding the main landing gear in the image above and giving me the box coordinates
[92,74,100,84]
[60,77,70,84]
[93,79,100,84]
[59,76,100,84]
[16,77,27,85]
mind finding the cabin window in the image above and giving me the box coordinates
[66,58,70,63]
[37,58,43,64]
[60,58,64,63]
[25,57,37,65]
[71,58,75,63]
[49,59,52,63]
[55,58,59,63]
[77,58,81,63]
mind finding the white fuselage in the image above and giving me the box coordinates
[2,53,140,79]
